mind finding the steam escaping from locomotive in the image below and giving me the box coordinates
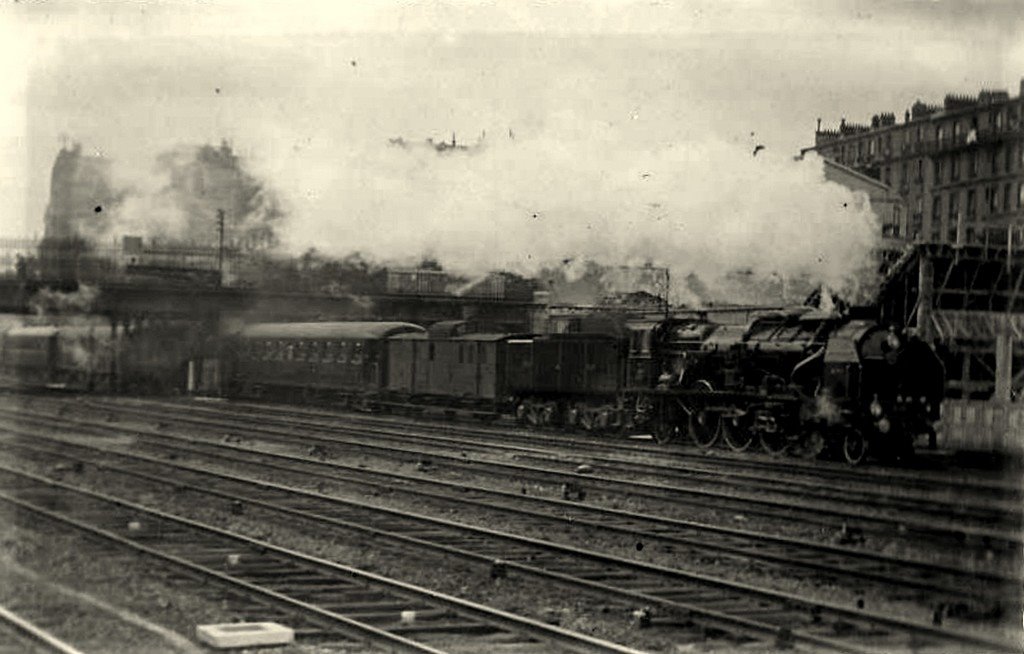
[273,126,881,305]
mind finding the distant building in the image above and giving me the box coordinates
[42,143,119,242]
[803,79,1024,248]
[820,158,907,271]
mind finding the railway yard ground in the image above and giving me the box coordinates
[0,391,1021,654]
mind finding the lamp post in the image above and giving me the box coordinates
[216,209,225,287]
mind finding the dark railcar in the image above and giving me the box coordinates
[231,322,424,401]
[506,333,624,428]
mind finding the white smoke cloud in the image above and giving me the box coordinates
[269,119,880,304]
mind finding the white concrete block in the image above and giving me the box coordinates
[195,622,295,649]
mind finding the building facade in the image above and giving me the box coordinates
[803,80,1024,248]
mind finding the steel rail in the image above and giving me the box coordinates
[26,401,1019,552]
[0,466,645,654]
[1,439,1015,653]
[0,605,87,654]
[4,422,1015,608]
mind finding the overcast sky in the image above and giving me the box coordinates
[1,0,1022,249]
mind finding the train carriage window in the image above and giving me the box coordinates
[429,343,436,361]
[336,341,348,364]
[458,344,464,364]
[467,345,475,364]
[295,341,307,361]
[325,341,337,363]
[351,341,363,365]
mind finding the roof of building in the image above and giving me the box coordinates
[238,322,425,340]
[821,158,894,193]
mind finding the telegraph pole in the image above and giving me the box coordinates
[216,209,225,287]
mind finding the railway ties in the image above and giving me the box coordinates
[83,397,1024,554]
[12,460,1005,653]
[0,467,641,654]
[2,407,1021,652]
[3,431,1018,611]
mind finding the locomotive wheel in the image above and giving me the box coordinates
[795,429,826,459]
[515,403,529,425]
[688,410,720,449]
[842,429,868,465]
[759,430,789,457]
[652,420,679,445]
[722,415,754,452]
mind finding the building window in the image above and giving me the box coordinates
[966,189,976,219]
[969,151,979,177]
[916,159,924,182]
[992,147,1001,174]
[1005,144,1013,173]
[952,121,961,141]
[936,125,945,142]
[885,133,892,154]
[934,158,944,184]
[994,109,1003,129]
[916,125,922,143]
[1005,184,1012,212]
[932,194,943,240]
[883,166,891,185]
[892,205,902,238]
[869,138,877,156]
[900,161,908,185]
[950,155,960,181]
[990,185,1000,212]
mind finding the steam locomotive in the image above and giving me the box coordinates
[0,300,944,464]
[218,304,943,464]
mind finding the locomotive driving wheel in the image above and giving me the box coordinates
[688,409,720,449]
[842,428,868,465]
[794,428,826,459]
[722,413,755,452]
[758,414,789,456]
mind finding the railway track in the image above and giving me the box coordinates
[221,397,1024,501]
[0,605,86,654]
[43,397,1022,557]
[0,465,643,654]
[2,415,1017,613]
[96,397,1024,521]
[0,422,1017,652]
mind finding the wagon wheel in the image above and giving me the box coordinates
[794,428,827,459]
[759,429,790,457]
[515,402,529,425]
[688,409,720,449]
[722,414,755,452]
[579,408,596,432]
[565,405,581,430]
[842,429,868,465]
[539,403,557,427]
